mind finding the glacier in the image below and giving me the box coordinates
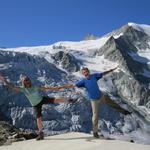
[0,22,150,144]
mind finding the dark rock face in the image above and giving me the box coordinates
[112,71,150,105]
[52,51,81,72]
[98,36,149,78]
[106,25,149,43]
[119,26,150,50]
[0,50,66,82]
[0,121,17,146]
[0,50,67,122]
[96,26,150,106]
[0,121,37,146]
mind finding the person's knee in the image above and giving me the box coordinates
[36,113,42,119]
[92,112,98,120]
[92,108,98,115]
[92,112,98,117]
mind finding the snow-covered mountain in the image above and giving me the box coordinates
[0,22,150,144]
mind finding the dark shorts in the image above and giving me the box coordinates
[33,96,55,118]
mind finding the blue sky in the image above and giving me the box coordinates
[0,0,150,48]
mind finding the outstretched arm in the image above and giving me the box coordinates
[40,83,79,91]
[59,84,75,89]
[59,80,85,89]
[40,85,66,91]
[102,66,118,76]
[0,75,21,92]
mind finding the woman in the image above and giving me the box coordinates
[0,75,75,140]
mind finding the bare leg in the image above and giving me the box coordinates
[54,97,69,103]
[43,96,77,104]
[37,117,43,132]
[36,116,44,140]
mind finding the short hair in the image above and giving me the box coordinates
[81,67,90,72]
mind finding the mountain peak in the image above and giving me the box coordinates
[83,33,99,40]
[128,22,139,26]
[127,22,150,36]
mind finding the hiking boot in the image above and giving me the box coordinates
[36,132,44,141]
[68,98,78,103]
[99,134,105,139]
[93,132,99,138]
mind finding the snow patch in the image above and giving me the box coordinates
[113,33,123,39]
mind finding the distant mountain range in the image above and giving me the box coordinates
[0,22,150,144]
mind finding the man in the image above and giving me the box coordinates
[60,67,131,138]
[0,75,75,140]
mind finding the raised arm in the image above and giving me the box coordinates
[102,66,118,76]
[0,75,21,92]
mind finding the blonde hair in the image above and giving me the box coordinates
[20,75,30,87]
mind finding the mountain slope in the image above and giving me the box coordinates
[0,22,150,144]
